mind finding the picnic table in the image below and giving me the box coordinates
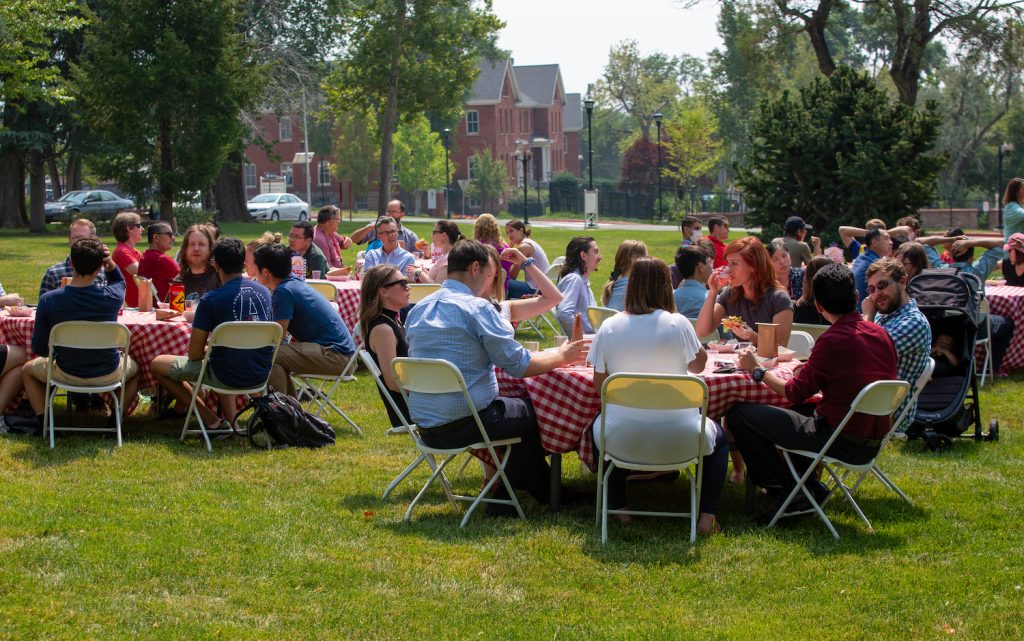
[984,284,1024,375]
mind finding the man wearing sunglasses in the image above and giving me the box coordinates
[138,223,180,302]
[862,257,931,433]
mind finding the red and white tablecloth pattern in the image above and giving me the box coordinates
[497,355,808,471]
[985,284,1024,375]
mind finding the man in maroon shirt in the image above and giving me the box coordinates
[728,262,898,523]
[137,223,179,302]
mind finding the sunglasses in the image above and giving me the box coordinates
[130,223,143,229]
[383,278,410,290]
[159,231,176,238]
[867,279,895,294]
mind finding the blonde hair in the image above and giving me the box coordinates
[473,213,502,245]
[246,231,282,252]
[602,239,648,305]
[484,244,505,303]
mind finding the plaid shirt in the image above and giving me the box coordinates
[875,298,931,432]
[39,257,107,298]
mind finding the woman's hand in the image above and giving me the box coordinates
[500,247,527,266]
[708,267,731,295]
[731,323,756,341]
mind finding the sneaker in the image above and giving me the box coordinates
[0,416,8,434]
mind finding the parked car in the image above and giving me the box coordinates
[246,193,309,221]
[44,190,135,223]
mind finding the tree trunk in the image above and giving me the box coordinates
[47,157,62,200]
[67,154,83,191]
[377,3,407,216]
[28,149,46,233]
[805,3,836,77]
[0,152,26,228]
[159,118,177,232]
[213,150,254,222]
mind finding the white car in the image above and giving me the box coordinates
[247,193,310,221]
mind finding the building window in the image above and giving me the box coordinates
[281,162,293,187]
[467,156,478,181]
[244,163,257,188]
[466,110,479,135]
[318,161,331,186]
[278,117,292,142]
[563,135,568,153]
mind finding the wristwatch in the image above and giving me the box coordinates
[751,367,767,383]
[522,257,535,269]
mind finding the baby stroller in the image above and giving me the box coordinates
[906,270,998,451]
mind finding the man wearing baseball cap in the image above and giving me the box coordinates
[773,216,820,269]
[1000,232,1024,286]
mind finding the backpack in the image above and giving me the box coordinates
[238,392,336,449]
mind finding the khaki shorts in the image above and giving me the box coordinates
[26,355,139,387]
[167,356,228,389]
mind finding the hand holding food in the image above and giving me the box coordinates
[721,316,744,331]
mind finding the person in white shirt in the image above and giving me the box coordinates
[555,236,601,335]
[505,220,550,298]
[588,257,727,535]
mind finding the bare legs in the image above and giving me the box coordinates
[151,355,234,426]
[0,346,27,412]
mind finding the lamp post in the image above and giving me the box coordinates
[998,142,1015,229]
[442,128,451,219]
[583,97,595,191]
[653,112,663,220]
[514,140,531,224]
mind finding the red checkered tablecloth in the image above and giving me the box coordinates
[497,355,809,470]
[332,279,364,346]
[985,284,1024,375]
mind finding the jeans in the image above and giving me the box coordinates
[418,397,551,503]
[506,279,536,300]
[986,313,1015,373]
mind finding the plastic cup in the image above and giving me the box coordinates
[553,335,568,347]
[312,270,322,279]
[524,341,540,352]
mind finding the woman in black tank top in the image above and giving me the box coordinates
[360,265,412,426]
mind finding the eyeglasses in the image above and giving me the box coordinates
[288,233,307,240]
[378,229,399,236]
[130,223,143,229]
[432,229,444,235]
[867,279,895,294]
[159,232,175,238]
[383,278,409,290]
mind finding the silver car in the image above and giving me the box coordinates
[44,190,135,222]
[246,193,310,221]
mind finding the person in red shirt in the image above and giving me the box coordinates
[706,216,730,268]
[727,262,898,524]
[111,212,145,306]
[137,222,179,302]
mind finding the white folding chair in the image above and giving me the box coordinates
[306,279,340,303]
[786,330,815,360]
[769,380,910,538]
[407,283,441,304]
[586,306,618,331]
[545,262,563,285]
[180,321,283,451]
[687,318,720,344]
[42,321,132,449]
[291,355,362,435]
[392,357,525,527]
[596,373,710,544]
[976,296,994,386]
[792,322,828,342]
[551,255,566,268]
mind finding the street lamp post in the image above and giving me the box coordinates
[583,97,595,191]
[998,142,1015,229]
[442,128,451,219]
[653,112,663,220]
[515,140,531,224]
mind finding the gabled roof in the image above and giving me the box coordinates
[564,93,583,131]
[512,64,564,108]
[467,58,517,105]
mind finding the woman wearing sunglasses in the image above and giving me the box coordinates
[360,265,412,426]
[412,220,464,284]
[111,211,145,306]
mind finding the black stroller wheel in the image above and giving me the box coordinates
[924,430,953,452]
[988,419,1000,442]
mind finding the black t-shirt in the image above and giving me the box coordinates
[1002,259,1024,286]
[368,309,410,427]
[793,300,828,326]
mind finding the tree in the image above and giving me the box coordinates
[75,0,258,229]
[593,40,683,140]
[736,67,945,239]
[619,135,660,192]
[467,146,508,213]
[330,108,379,206]
[325,0,502,215]
[585,106,632,181]
[392,114,446,213]
[661,101,723,197]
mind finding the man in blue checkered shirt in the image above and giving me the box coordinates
[862,257,932,432]
[39,219,107,297]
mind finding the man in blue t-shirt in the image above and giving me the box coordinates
[253,243,355,398]
[22,238,139,430]
[152,238,274,429]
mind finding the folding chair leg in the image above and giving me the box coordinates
[771,452,840,539]
[600,461,615,544]
[180,393,213,452]
[383,454,426,499]
[404,453,461,522]
[871,467,912,504]
[461,444,524,527]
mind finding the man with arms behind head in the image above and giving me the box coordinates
[852,227,892,311]
[151,238,274,429]
[404,240,590,515]
[22,238,139,432]
[254,243,356,397]
[862,257,931,433]
[726,263,898,524]
[39,219,107,296]
[351,199,420,249]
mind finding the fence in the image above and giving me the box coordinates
[548,183,746,221]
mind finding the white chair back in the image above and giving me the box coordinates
[586,306,617,331]
[786,330,815,360]
[51,320,131,351]
[408,283,441,304]
[207,321,284,351]
[687,318,720,344]
[792,322,828,341]
[545,263,563,285]
[306,279,339,303]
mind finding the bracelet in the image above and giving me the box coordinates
[522,257,535,269]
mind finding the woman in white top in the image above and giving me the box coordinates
[589,257,728,535]
[505,220,550,298]
[482,244,562,326]
[555,236,601,335]
[412,219,463,284]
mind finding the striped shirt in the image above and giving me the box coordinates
[875,298,932,432]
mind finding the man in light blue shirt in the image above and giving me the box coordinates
[405,240,589,512]
[673,245,712,318]
[363,216,415,274]
[852,228,891,312]
[917,230,1005,280]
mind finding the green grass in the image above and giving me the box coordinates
[1,223,1022,640]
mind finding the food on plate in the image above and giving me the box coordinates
[721,315,745,331]
[155,308,180,321]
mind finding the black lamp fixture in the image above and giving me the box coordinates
[514,139,531,224]
[442,128,451,219]
[583,97,595,191]
[653,111,663,220]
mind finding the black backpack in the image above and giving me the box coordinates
[238,392,336,449]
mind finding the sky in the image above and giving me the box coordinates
[491,0,724,95]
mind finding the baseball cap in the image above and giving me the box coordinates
[1004,232,1024,252]
[784,216,812,234]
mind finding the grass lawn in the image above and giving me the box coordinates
[0,222,1022,640]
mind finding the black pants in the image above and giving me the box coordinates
[419,397,551,503]
[726,403,880,489]
[987,313,1015,373]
